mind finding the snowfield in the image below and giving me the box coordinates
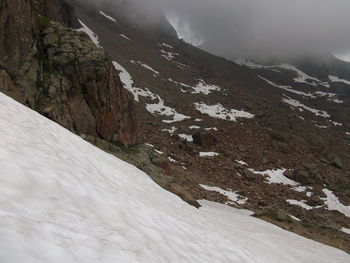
[0,92,349,263]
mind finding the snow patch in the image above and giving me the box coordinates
[260,76,316,98]
[191,80,221,95]
[329,121,342,126]
[178,134,193,142]
[328,98,344,104]
[113,61,156,102]
[161,43,173,49]
[314,91,337,98]
[168,156,177,163]
[288,214,302,222]
[234,59,272,69]
[341,227,350,234]
[236,60,329,87]
[162,126,177,135]
[286,200,321,210]
[249,168,299,186]
[161,50,178,60]
[131,60,159,76]
[236,160,248,166]
[195,102,254,121]
[77,19,102,48]
[329,75,350,86]
[120,34,131,41]
[154,149,164,155]
[168,79,221,95]
[292,186,312,193]
[282,97,330,118]
[315,124,328,129]
[205,127,218,131]
[200,185,248,205]
[146,97,191,123]
[99,11,117,22]
[199,152,219,157]
[314,91,343,104]
[113,62,189,123]
[278,64,329,87]
[322,189,350,217]
[168,78,192,92]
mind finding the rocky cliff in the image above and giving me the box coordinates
[0,0,142,145]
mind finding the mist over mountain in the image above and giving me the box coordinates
[77,0,350,60]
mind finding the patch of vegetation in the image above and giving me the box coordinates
[338,182,350,191]
[37,15,52,31]
[119,145,140,155]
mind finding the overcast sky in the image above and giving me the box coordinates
[90,0,350,60]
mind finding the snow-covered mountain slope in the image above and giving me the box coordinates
[0,93,349,262]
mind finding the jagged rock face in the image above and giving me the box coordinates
[0,0,142,146]
[0,0,37,77]
[39,24,141,145]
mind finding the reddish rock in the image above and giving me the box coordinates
[0,0,142,146]
[152,156,171,173]
[0,70,25,103]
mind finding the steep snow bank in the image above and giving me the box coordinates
[0,93,349,263]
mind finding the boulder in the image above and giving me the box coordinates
[266,209,293,223]
[307,195,323,206]
[192,131,216,149]
[151,156,171,173]
[327,153,343,169]
[169,184,200,208]
[237,144,248,152]
[292,169,315,185]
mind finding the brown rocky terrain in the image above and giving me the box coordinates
[69,0,350,252]
[1,0,350,254]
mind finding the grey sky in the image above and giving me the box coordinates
[83,0,350,60]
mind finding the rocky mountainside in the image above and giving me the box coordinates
[1,0,350,255]
[68,0,350,252]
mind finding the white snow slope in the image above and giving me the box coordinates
[0,93,349,263]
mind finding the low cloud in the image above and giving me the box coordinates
[77,0,350,60]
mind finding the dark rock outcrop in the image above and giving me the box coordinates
[0,0,142,146]
[192,131,216,149]
[39,24,142,145]
[0,69,25,103]
[0,0,37,77]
